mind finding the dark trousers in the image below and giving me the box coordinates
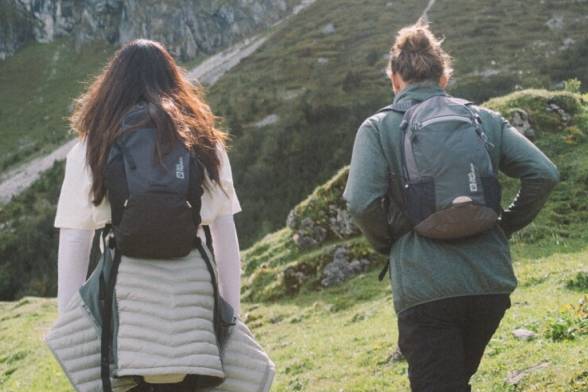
[397,294,511,392]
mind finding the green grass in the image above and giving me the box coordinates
[0,298,71,391]
[245,247,588,392]
[1,244,586,391]
[0,39,114,173]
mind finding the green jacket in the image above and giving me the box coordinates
[343,83,560,313]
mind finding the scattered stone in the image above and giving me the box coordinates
[289,314,305,324]
[546,102,572,124]
[512,328,537,341]
[321,23,336,35]
[286,209,297,229]
[328,206,360,238]
[269,314,284,324]
[546,15,564,31]
[506,361,550,385]
[254,113,280,128]
[281,88,305,101]
[388,347,405,363]
[284,262,315,293]
[293,225,327,249]
[508,108,536,141]
[290,217,328,249]
[475,68,500,78]
[378,347,405,365]
[321,247,371,287]
[560,37,575,51]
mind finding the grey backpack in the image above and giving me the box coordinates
[383,94,501,240]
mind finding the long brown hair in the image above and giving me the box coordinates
[70,39,227,205]
[387,20,453,84]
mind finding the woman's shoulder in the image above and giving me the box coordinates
[66,138,88,162]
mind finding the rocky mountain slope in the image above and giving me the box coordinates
[0,0,295,61]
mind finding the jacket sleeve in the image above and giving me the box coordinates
[57,228,94,315]
[210,214,241,315]
[343,119,394,255]
[498,117,560,236]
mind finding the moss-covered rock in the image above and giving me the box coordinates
[286,166,359,249]
[242,235,383,302]
[484,89,585,137]
[243,88,588,303]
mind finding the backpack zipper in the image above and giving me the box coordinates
[419,115,473,128]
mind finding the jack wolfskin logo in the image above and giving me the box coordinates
[176,157,185,180]
[468,163,478,192]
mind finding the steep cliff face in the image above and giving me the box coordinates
[0,1,35,60]
[0,0,291,60]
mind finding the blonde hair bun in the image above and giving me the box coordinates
[388,21,453,84]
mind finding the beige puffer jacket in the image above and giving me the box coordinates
[45,248,275,392]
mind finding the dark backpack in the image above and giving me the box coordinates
[104,103,203,259]
[98,103,233,391]
[382,94,501,240]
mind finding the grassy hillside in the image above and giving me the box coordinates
[206,0,588,247]
[0,162,64,300]
[0,90,587,391]
[1,247,586,391]
[241,89,588,302]
[0,39,114,173]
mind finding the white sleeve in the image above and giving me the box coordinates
[57,228,94,315]
[200,144,242,225]
[210,214,241,315]
[54,140,111,230]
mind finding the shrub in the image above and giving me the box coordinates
[566,272,588,292]
[544,297,588,341]
[564,78,582,94]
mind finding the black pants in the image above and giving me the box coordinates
[397,294,511,392]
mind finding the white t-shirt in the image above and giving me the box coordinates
[54,139,241,229]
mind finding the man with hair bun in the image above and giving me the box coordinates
[344,21,559,392]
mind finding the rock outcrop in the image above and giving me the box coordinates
[321,246,371,288]
[508,108,537,141]
[1,0,292,61]
[287,167,359,250]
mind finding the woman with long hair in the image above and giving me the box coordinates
[47,39,274,392]
[344,21,559,391]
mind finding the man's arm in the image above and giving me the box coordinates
[498,118,560,236]
[343,119,394,254]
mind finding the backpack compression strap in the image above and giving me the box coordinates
[203,225,214,257]
[100,226,122,392]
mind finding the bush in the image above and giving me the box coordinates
[566,272,588,292]
[544,297,588,341]
[564,78,583,94]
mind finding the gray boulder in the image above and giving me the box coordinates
[508,108,536,141]
[321,247,371,287]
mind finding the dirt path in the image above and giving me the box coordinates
[0,139,77,203]
[421,0,437,21]
[0,0,317,205]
